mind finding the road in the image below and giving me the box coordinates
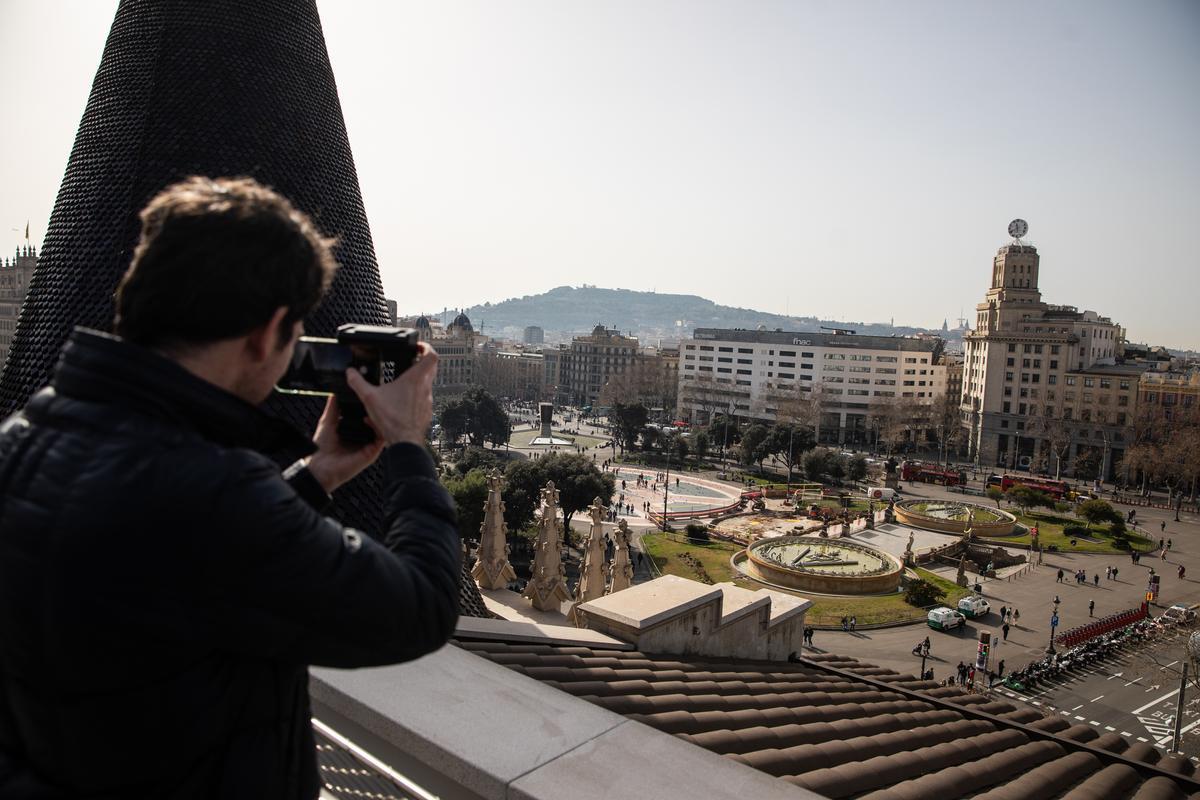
[988,623,1200,759]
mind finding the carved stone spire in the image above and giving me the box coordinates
[472,470,517,591]
[522,481,571,612]
[605,518,635,594]
[568,497,608,624]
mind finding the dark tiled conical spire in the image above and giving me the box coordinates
[0,0,489,616]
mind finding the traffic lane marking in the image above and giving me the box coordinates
[1091,695,1104,702]
[1134,689,1181,715]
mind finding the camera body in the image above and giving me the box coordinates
[277,324,420,443]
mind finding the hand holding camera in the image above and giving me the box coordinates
[276,325,438,492]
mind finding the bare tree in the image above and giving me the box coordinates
[1029,413,1072,480]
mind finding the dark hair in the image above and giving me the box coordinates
[114,176,337,348]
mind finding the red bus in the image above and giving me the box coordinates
[999,474,1069,499]
[900,461,965,486]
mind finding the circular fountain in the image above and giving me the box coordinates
[736,537,902,595]
[893,499,1017,536]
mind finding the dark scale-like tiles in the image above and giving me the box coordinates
[0,0,489,617]
[458,640,1200,799]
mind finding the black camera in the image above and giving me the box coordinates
[277,324,420,443]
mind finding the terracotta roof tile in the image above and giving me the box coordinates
[456,640,1200,799]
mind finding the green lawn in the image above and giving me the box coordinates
[979,507,1154,554]
[641,534,966,626]
[641,533,752,587]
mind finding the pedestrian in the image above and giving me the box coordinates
[849,615,857,631]
[841,616,849,632]
[1057,569,1064,583]
[1162,521,1167,534]
[1112,567,1118,581]
[1088,599,1095,616]
[1168,539,1173,551]
[1093,573,1099,587]
[922,636,931,656]
[1106,566,1112,580]
[1179,564,1186,580]
[1014,608,1020,624]
[1002,622,1010,641]
[1160,537,1165,551]
[999,605,1007,621]
[956,661,967,685]
[997,659,1006,680]
[968,666,976,685]
[1161,548,1167,562]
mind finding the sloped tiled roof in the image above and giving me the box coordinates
[457,641,1200,799]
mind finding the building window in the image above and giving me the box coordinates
[1066,376,1076,386]
[718,346,733,352]
[1084,378,1095,388]
[1048,375,1057,385]
[1007,344,1016,352]
[1002,402,1011,413]
[1005,372,1014,381]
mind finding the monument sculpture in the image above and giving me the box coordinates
[903,530,915,567]
[529,402,571,446]
[471,470,517,591]
[523,482,571,611]
[956,554,969,588]
[605,518,635,594]
[569,498,608,624]
[0,0,496,615]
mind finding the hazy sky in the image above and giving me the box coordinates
[2,1,1198,347]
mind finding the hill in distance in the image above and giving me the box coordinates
[435,285,956,344]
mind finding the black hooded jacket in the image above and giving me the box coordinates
[0,329,460,799]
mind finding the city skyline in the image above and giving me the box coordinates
[2,1,1197,349]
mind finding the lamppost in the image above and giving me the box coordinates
[662,436,672,532]
[1048,605,1060,654]
[785,425,795,498]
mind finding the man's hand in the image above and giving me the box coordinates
[345,342,438,447]
[307,394,386,493]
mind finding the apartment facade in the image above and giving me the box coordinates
[560,325,638,407]
[960,236,1134,476]
[677,328,946,445]
[0,246,36,370]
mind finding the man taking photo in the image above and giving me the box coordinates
[0,177,460,799]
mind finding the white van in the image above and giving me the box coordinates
[865,487,896,501]
[957,596,991,619]
[927,607,966,631]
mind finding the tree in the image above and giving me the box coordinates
[986,486,1006,508]
[848,455,868,482]
[1030,414,1073,480]
[803,449,828,481]
[931,391,963,465]
[826,454,846,482]
[443,468,490,541]
[611,402,649,453]
[763,424,816,483]
[504,453,615,530]
[438,387,510,448]
[640,425,661,452]
[693,431,710,464]
[599,357,677,415]
[1076,499,1120,530]
[1006,486,1053,516]
[669,432,689,464]
[740,424,769,470]
[1073,447,1101,482]
[454,446,502,476]
[904,578,946,607]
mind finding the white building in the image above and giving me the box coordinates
[678,328,946,445]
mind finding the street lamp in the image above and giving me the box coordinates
[662,435,672,532]
[1048,605,1060,654]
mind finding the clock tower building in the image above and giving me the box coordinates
[960,223,1131,478]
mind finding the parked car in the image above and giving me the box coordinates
[927,607,966,631]
[957,596,991,619]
